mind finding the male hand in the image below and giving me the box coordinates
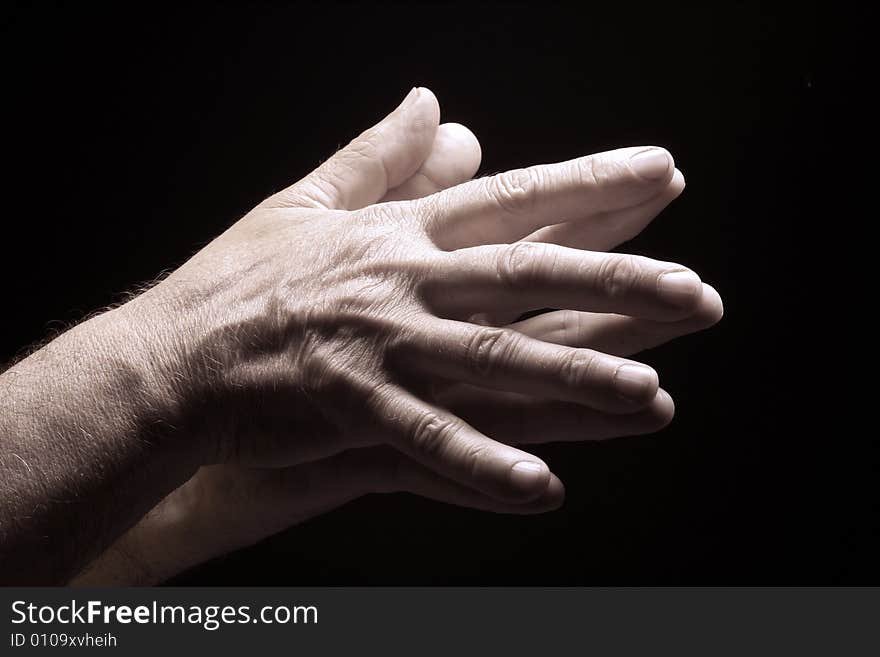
[74,88,722,584]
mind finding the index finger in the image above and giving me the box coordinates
[419,146,675,249]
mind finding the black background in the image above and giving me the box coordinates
[1,2,867,584]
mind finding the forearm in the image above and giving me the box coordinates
[0,303,201,584]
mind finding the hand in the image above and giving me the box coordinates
[74,88,722,584]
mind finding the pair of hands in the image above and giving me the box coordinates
[74,87,722,584]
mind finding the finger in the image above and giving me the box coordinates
[363,447,565,514]
[439,386,676,445]
[266,87,441,210]
[526,169,687,251]
[381,122,482,202]
[365,382,555,503]
[395,317,660,413]
[509,283,724,357]
[425,243,704,322]
[233,447,563,530]
[420,146,676,249]
[463,172,687,328]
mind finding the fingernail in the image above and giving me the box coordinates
[613,364,657,402]
[630,148,671,180]
[658,271,702,307]
[397,86,420,111]
[509,461,546,493]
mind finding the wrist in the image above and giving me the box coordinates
[70,477,205,586]
[72,467,252,585]
[113,285,224,469]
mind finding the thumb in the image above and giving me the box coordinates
[267,87,440,210]
[381,122,482,202]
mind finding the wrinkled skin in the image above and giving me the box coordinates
[73,88,722,584]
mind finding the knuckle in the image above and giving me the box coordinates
[408,412,460,458]
[362,379,397,419]
[351,128,382,159]
[497,241,547,288]
[597,254,641,298]
[334,129,387,184]
[413,191,442,225]
[347,141,380,171]
[300,350,345,397]
[465,326,518,377]
[463,441,489,481]
[558,348,600,390]
[574,154,600,188]
[487,167,539,215]
[576,152,627,188]
[557,310,585,343]
[302,174,345,209]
